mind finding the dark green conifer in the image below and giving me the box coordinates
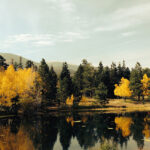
[130,62,143,100]
[25,60,34,68]
[59,62,73,103]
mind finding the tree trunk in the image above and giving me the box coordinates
[138,95,140,101]
[142,95,144,104]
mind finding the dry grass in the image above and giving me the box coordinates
[78,97,100,106]
[78,98,150,113]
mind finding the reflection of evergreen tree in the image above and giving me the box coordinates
[131,112,145,149]
[0,112,147,150]
[75,116,98,149]
[22,116,42,150]
[95,114,128,148]
[10,116,21,134]
[59,116,73,150]
[23,115,58,150]
[41,116,58,150]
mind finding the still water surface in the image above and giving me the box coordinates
[0,111,150,150]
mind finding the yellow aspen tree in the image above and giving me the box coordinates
[114,77,132,99]
[0,65,17,106]
[0,65,37,107]
[66,94,74,106]
[141,74,150,96]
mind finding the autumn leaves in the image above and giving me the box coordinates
[114,78,132,98]
[114,74,150,99]
[0,65,37,106]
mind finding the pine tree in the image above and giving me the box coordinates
[109,62,118,98]
[38,59,51,105]
[49,66,57,101]
[73,64,84,97]
[95,82,108,104]
[14,62,19,70]
[18,57,23,69]
[122,60,130,79]
[0,55,8,69]
[95,61,104,87]
[59,62,73,104]
[25,60,34,68]
[81,59,95,97]
[130,62,143,100]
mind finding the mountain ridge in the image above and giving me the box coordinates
[0,52,78,75]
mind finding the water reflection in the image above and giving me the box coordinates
[0,112,150,150]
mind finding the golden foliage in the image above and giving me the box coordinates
[66,94,74,106]
[0,65,37,106]
[141,74,150,96]
[114,77,132,98]
[115,117,133,137]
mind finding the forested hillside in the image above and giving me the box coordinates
[0,53,78,75]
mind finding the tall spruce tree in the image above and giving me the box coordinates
[122,60,130,79]
[109,62,118,98]
[0,55,8,69]
[49,66,57,101]
[95,62,104,87]
[94,62,109,102]
[59,62,73,103]
[130,62,143,100]
[25,60,34,68]
[38,59,52,105]
[18,57,23,69]
[73,64,84,97]
[95,82,108,104]
[81,59,95,97]
[14,62,19,70]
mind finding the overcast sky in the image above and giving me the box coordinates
[0,0,150,67]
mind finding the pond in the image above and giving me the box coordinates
[0,111,150,150]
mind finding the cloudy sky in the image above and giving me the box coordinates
[0,0,150,67]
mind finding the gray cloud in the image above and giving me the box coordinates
[0,0,150,67]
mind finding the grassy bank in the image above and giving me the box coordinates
[47,98,150,113]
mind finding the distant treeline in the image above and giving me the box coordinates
[0,55,150,110]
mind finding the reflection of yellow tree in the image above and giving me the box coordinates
[66,116,74,126]
[81,116,88,123]
[66,116,88,126]
[143,116,150,139]
[143,124,150,139]
[0,126,35,150]
[115,117,133,137]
